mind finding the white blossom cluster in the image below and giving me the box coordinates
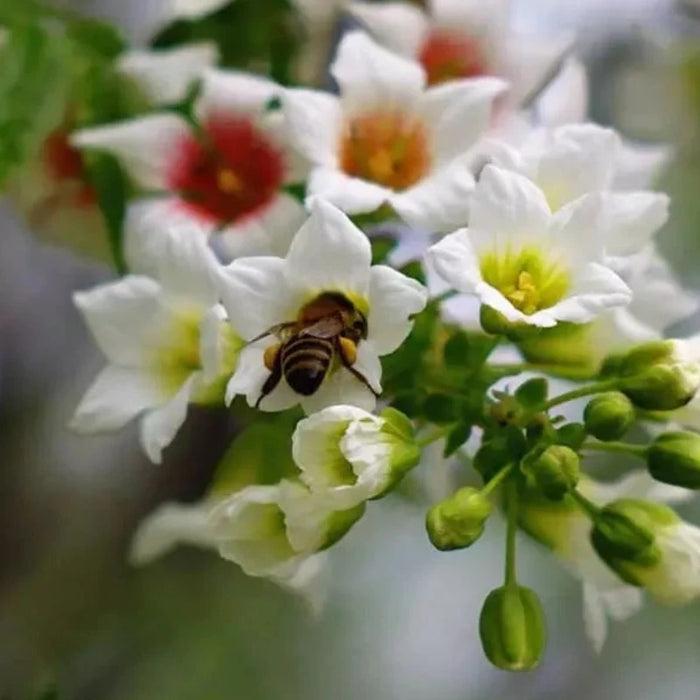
[54,0,700,666]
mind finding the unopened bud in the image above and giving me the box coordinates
[522,445,580,500]
[617,340,700,411]
[479,585,547,671]
[647,431,700,489]
[426,487,493,551]
[583,391,635,441]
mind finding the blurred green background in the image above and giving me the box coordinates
[2,1,700,698]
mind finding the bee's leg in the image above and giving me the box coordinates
[246,322,295,347]
[336,338,381,398]
[255,348,283,408]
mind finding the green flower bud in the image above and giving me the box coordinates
[647,431,700,489]
[617,340,700,411]
[583,391,635,441]
[590,499,671,584]
[522,445,580,500]
[479,585,547,671]
[425,487,493,551]
[479,306,538,340]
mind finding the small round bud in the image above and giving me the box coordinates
[647,431,700,489]
[479,584,547,671]
[425,487,493,551]
[522,445,580,500]
[617,340,700,411]
[583,392,635,441]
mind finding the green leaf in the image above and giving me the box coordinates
[208,416,300,496]
[556,422,587,450]
[443,422,472,458]
[66,19,126,59]
[399,260,426,285]
[423,393,457,424]
[443,331,471,367]
[84,153,128,273]
[515,377,548,409]
[371,235,398,265]
[380,407,415,440]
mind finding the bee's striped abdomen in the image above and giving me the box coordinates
[281,336,334,396]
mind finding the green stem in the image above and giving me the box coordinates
[429,288,459,305]
[416,424,455,449]
[490,362,597,381]
[570,489,601,521]
[481,463,514,497]
[542,379,621,411]
[581,440,648,457]
[504,477,518,586]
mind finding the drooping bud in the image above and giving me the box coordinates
[522,445,580,500]
[616,339,700,411]
[583,391,635,441]
[479,584,547,671]
[425,486,493,551]
[647,431,700,489]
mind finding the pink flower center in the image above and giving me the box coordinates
[339,110,431,191]
[419,30,489,86]
[42,129,95,206]
[168,114,285,225]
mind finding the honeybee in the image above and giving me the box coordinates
[250,292,379,408]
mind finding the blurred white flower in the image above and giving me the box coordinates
[519,470,694,652]
[292,405,420,510]
[71,68,307,266]
[283,31,507,231]
[428,165,632,328]
[116,42,219,106]
[71,225,241,463]
[348,0,569,106]
[219,199,427,413]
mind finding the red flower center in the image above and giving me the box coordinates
[42,129,95,206]
[419,30,489,86]
[168,114,285,225]
[339,110,431,191]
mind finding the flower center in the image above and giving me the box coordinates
[480,248,569,315]
[154,309,203,397]
[339,110,430,191]
[169,113,285,225]
[42,128,95,206]
[418,30,489,86]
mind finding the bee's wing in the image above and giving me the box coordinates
[299,314,345,339]
[245,322,297,346]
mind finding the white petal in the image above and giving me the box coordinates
[582,582,643,654]
[346,1,429,57]
[195,68,280,122]
[124,198,215,277]
[169,0,229,19]
[536,56,588,127]
[614,140,672,190]
[469,165,551,249]
[285,198,372,297]
[271,552,329,616]
[70,115,191,190]
[432,0,508,32]
[421,78,509,164]
[390,156,475,233]
[427,228,483,298]
[367,265,428,354]
[549,193,606,265]
[139,373,197,463]
[218,257,298,340]
[129,501,218,565]
[307,168,391,215]
[598,191,669,257]
[504,36,572,106]
[331,31,425,114]
[199,304,232,382]
[544,262,632,325]
[260,110,310,185]
[282,89,341,166]
[70,366,161,433]
[116,43,219,106]
[215,192,306,261]
[74,276,162,366]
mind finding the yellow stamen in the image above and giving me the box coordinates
[217,168,243,194]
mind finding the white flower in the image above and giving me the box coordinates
[130,494,329,613]
[292,405,419,509]
[519,470,694,652]
[428,165,632,328]
[116,42,219,106]
[219,199,428,413]
[347,0,569,105]
[71,225,242,463]
[488,123,670,256]
[71,68,307,265]
[282,30,507,231]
